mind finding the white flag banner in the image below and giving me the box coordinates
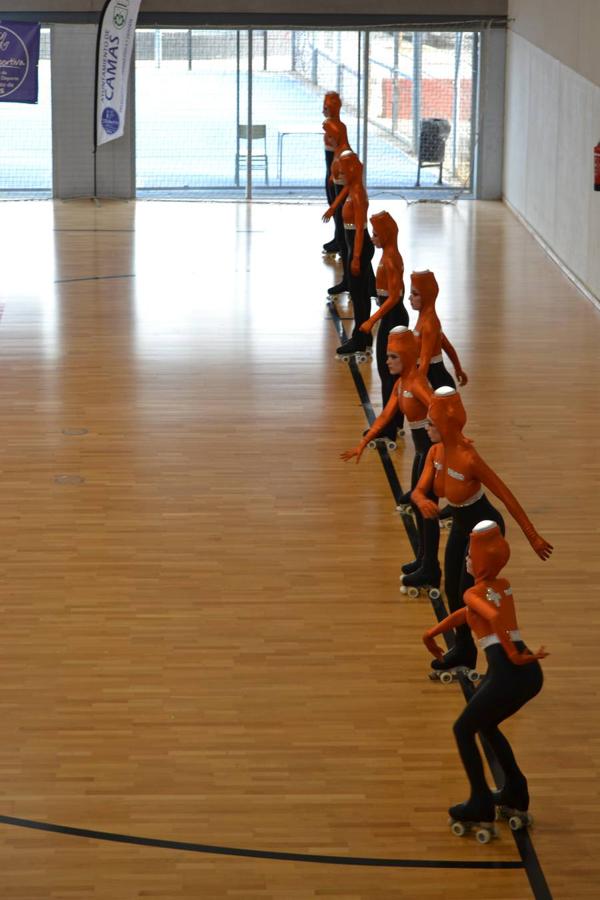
[95,0,141,147]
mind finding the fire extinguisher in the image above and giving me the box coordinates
[595,142,600,191]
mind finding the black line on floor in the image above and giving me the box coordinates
[55,274,136,284]
[327,304,552,899]
[0,815,522,870]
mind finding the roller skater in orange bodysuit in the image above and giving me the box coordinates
[322,91,343,255]
[322,117,352,297]
[410,270,468,390]
[412,387,553,677]
[358,211,409,444]
[341,327,441,595]
[423,520,547,841]
[323,151,376,361]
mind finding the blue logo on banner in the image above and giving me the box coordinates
[102,107,120,135]
[0,22,40,103]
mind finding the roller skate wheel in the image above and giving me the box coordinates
[440,671,454,685]
[386,441,397,451]
[367,440,376,450]
[475,827,493,844]
[450,821,467,837]
[428,587,441,600]
[407,586,420,599]
[467,670,480,683]
[399,585,408,594]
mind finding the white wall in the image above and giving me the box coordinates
[504,25,600,305]
[508,0,600,90]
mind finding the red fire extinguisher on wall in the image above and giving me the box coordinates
[595,142,600,191]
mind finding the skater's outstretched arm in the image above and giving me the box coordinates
[463,588,549,664]
[470,453,553,560]
[441,333,468,386]
[341,383,400,462]
[422,608,468,659]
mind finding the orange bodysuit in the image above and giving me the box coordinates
[360,211,404,334]
[411,270,467,387]
[346,328,431,458]
[423,521,546,664]
[422,520,546,822]
[412,388,553,560]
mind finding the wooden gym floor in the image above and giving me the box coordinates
[0,197,598,899]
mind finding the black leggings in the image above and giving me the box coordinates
[454,643,543,805]
[345,228,375,342]
[332,183,349,284]
[409,428,439,568]
[376,298,408,435]
[426,359,455,390]
[325,150,335,205]
[445,495,505,658]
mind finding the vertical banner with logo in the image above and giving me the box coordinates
[0,21,41,103]
[95,0,142,147]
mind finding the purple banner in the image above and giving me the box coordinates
[0,21,40,103]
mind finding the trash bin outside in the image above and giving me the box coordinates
[417,117,451,186]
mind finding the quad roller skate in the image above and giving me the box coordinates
[322,238,339,257]
[395,489,414,518]
[335,337,373,364]
[328,280,349,296]
[492,784,532,831]
[400,566,442,600]
[448,800,497,844]
[495,806,533,831]
[362,428,400,453]
[368,436,397,451]
[429,646,480,685]
[438,505,453,530]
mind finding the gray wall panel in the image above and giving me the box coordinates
[51,23,135,198]
[51,24,96,198]
[0,1,507,15]
[475,25,505,199]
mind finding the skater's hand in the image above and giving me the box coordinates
[511,645,549,665]
[350,257,361,276]
[530,534,553,561]
[423,634,444,660]
[418,498,440,519]
[340,446,363,463]
[456,369,468,386]
[322,208,334,223]
[359,319,373,334]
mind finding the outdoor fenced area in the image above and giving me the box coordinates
[0,27,476,201]
[135,29,477,199]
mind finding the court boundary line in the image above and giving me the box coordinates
[0,814,522,870]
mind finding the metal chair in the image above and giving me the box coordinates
[235,124,269,185]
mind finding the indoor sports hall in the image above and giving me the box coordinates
[0,2,599,898]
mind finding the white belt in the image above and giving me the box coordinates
[449,486,484,508]
[377,289,388,297]
[409,418,428,430]
[479,629,522,650]
[417,353,443,364]
[333,177,346,185]
[343,223,357,230]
